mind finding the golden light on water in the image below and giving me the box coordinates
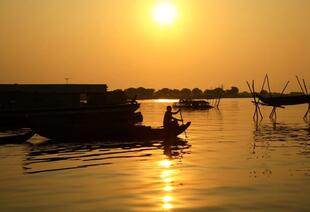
[160,170,173,178]
[163,203,173,209]
[163,185,174,191]
[152,1,177,26]
[160,159,172,168]
[154,99,179,103]
[160,158,175,210]
[163,177,173,183]
[163,195,173,202]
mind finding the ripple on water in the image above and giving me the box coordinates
[0,99,310,211]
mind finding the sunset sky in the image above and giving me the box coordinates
[0,0,309,91]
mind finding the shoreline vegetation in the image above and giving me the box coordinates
[122,87,305,100]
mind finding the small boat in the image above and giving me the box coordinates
[257,94,310,107]
[126,122,191,140]
[0,129,35,144]
[173,99,213,110]
[31,122,191,141]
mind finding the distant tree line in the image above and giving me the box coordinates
[124,86,252,100]
[122,87,305,100]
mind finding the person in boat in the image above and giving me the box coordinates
[163,106,182,129]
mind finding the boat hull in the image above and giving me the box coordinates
[258,94,310,106]
[32,122,191,141]
[0,103,141,129]
[0,129,34,144]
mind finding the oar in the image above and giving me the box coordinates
[179,109,188,138]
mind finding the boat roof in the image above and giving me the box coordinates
[0,84,108,93]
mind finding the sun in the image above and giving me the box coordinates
[152,2,177,26]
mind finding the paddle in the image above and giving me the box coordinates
[179,109,188,138]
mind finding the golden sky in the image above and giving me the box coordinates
[0,0,309,91]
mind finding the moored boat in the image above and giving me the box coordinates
[257,94,310,106]
[0,84,140,129]
[173,99,213,110]
[0,129,35,144]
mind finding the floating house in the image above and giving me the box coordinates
[173,99,214,110]
[0,84,142,129]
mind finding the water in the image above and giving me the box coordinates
[0,99,309,211]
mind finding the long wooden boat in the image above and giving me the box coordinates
[257,94,310,107]
[0,129,35,144]
[0,84,138,129]
[0,102,142,130]
[31,122,191,141]
[173,99,213,110]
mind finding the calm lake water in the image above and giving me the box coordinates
[0,99,309,211]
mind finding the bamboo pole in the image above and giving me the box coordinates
[261,74,268,92]
[266,74,272,96]
[302,79,308,95]
[280,81,290,96]
[296,76,305,94]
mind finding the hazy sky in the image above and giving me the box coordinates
[0,0,309,91]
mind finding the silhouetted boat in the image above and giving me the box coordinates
[31,122,191,141]
[257,94,310,106]
[173,99,213,110]
[28,102,142,124]
[126,122,191,140]
[0,129,34,144]
[0,84,140,129]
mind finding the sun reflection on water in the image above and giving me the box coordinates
[154,99,178,103]
[163,185,173,192]
[160,159,175,210]
[160,159,172,168]
[160,170,173,178]
[157,140,190,210]
[163,203,173,210]
[163,195,173,202]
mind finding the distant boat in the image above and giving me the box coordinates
[31,122,191,141]
[0,129,34,144]
[257,94,310,107]
[173,99,213,110]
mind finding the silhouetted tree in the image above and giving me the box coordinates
[154,88,173,98]
[180,88,191,99]
[204,87,224,99]
[124,87,155,99]
[171,89,181,98]
[239,91,251,98]
[225,86,239,97]
[125,88,137,99]
[123,85,258,99]
[191,88,203,99]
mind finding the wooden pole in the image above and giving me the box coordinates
[304,104,310,120]
[302,79,308,95]
[266,74,272,96]
[280,81,290,96]
[296,76,305,94]
[247,80,262,121]
[261,74,268,92]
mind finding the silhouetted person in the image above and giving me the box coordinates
[163,106,182,129]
